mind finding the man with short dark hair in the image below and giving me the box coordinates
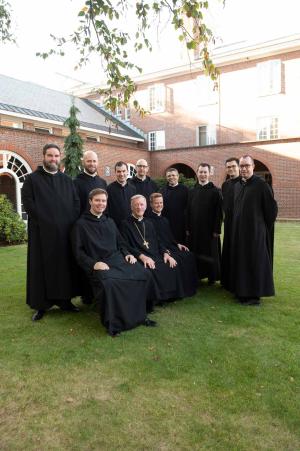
[22,143,80,321]
[229,155,278,305]
[71,188,156,337]
[107,161,136,227]
[187,163,223,284]
[129,158,157,214]
[221,157,240,290]
[74,150,107,215]
[160,167,189,244]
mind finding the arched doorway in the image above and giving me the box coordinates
[170,163,196,179]
[0,150,32,218]
[254,159,272,185]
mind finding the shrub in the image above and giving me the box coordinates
[0,195,27,244]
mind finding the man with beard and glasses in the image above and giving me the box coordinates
[74,150,107,215]
[21,144,80,321]
[220,157,240,290]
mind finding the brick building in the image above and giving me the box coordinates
[0,75,148,218]
[82,34,300,219]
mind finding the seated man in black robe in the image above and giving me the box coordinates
[71,189,156,337]
[120,195,184,303]
[148,193,198,298]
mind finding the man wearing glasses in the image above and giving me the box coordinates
[129,159,158,215]
[229,155,278,306]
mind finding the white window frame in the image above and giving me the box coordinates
[148,84,165,113]
[256,117,279,140]
[197,125,217,146]
[148,130,166,151]
[257,59,282,96]
[127,163,136,179]
[34,126,53,134]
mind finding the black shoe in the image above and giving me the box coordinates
[143,318,157,327]
[243,298,261,306]
[109,330,121,337]
[81,296,93,305]
[60,302,80,312]
[32,310,45,321]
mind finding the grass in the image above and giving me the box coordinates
[0,222,299,450]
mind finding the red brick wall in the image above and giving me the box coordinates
[149,140,300,219]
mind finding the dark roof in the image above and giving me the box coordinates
[0,74,144,140]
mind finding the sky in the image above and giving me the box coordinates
[1,0,300,92]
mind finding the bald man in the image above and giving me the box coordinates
[74,151,107,215]
[129,159,158,215]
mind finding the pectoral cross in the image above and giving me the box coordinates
[143,240,149,249]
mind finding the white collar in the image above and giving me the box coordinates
[90,211,102,219]
[152,210,161,216]
[43,165,58,175]
[198,181,209,186]
[169,183,179,187]
[132,213,143,222]
[84,169,97,178]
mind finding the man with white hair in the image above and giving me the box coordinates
[129,158,158,214]
[74,150,107,215]
[120,195,184,303]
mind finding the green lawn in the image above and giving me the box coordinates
[0,222,299,450]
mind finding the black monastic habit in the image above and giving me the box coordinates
[71,213,153,334]
[21,167,80,310]
[148,211,198,297]
[74,172,107,214]
[187,182,223,282]
[220,176,240,290]
[129,175,158,215]
[229,175,278,298]
[160,183,189,243]
[120,216,184,302]
[107,181,136,227]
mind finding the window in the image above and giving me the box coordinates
[34,127,52,134]
[197,75,218,105]
[257,59,282,96]
[124,107,131,121]
[148,84,165,113]
[127,163,136,179]
[197,125,217,146]
[148,130,166,151]
[86,136,99,142]
[0,119,23,129]
[257,117,279,140]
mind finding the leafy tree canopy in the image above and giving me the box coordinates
[63,103,84,178]
[0,0,15,43]
[37,0,223,114]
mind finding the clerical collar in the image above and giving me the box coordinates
[90,211,102,219]
[136,176,146,181]
[84,169,97,178]
[169,183,179,187]
[132,213,143,222]
[43,165,58,175]
[116,180,127,187]
[198,181,209,186]
[152,210,161,216]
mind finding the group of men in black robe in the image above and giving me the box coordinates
[22,144,277,337]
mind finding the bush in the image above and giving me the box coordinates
[154,174,196,190]
[0,195,27,244]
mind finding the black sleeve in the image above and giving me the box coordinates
[71,224,97,274]
[21,175,38,223]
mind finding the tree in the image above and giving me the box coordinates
[38,0,223,113]
[0,0,15,43]
[63,103,84,178]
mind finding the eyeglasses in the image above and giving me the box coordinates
[240,164,252,169]
[137,165,148,168]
